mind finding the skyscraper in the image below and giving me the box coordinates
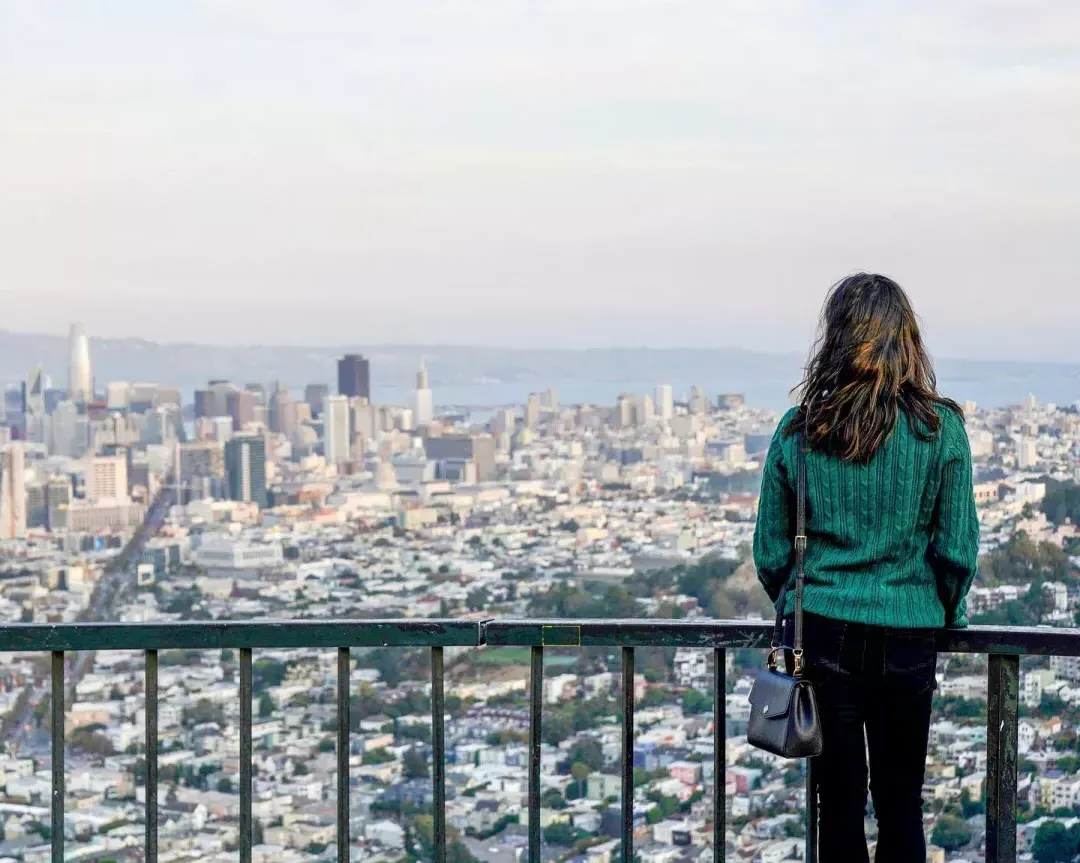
[88,455,129,503]
[0,444,27,539]
[25,366,45,441]
[337,354,370,399]
[68,323,92,404]
[324,395,351,467]
[225,435,268,508]
[106,381,131,411]
[49,400,88,458]
[227,388,255,432]
[269,390,298,438]
[46,475,72,531]
[525,393,542,430]
[304,384,329,418]
[413,360,434,427]
[656,385,674,421]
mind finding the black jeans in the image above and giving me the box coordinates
[785,611,937,863]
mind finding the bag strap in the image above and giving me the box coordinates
[769,428,808,675]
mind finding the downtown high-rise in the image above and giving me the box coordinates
[337,354,370,400]
[68,323,92,404]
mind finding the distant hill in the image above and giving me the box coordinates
[2,329,1079,411]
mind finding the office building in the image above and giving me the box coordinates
[26,482,46,528]
[128,382,159,413]
[525,393,542,430]
[492,408,516,436]
[338,354,370,399]
[1018,437,1039,470]
[88,455,129,503]
[716,393,746,411]
[656,385,674,421]
[0,444,27,539]
[179,441,226,482]
[49,401,88,458]
[46,475,72,531]
[324,396,351,467]
[423,433,497,482]
[143,405,180,446]
[270,390,298,439]
[68,323,92,404]
[640,394,655,425]
[689,385,710,415]
[227,389,255,431]
[351,397,377,457]
[304,384,329,418]
[3,384,24,436]
[24,366,45,441]
[106,381,131,411]
[413,360,434,427]
[155,386,182,409]
[225,435,268,508]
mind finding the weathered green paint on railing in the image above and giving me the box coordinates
[4,619,1080,655]
[487,618,775,648]
[0,620,481,652]
[987,654,1020,863]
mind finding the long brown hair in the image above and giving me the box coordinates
[786,273,962,463]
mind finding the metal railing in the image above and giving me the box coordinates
[2,618,1075,863]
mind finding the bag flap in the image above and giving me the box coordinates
[748,670,797,720]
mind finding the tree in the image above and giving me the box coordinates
[960,788,986,818]
[568,739,605,772]
[543,822,577,844]
[403,748,429,780]
[682,690,710,715]
[931,814,972,852]
[184,699,225,727]
[571,762,591,798]
[1033,820,1075,863]
[259,693,275,718]
[217,777,234,793]
[466,588,490,612]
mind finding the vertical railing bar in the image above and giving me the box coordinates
[622,646,635,863]
[240,647,253,863]
[529,646,543,863]
[806,759,818,863]
[146,649,158,863]
[431,646,446,863]
[713,648,725,863]
[338,647,350,863]
[986,653,1019,863]
[51,650,64,863]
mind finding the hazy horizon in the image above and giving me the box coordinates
[2,2,1079,359]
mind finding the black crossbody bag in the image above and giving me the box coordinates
[747,433,823,758]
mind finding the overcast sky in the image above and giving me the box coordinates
[1,1,1077,358]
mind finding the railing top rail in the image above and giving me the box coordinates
[0,617,1077,656]
[0,619,482,652]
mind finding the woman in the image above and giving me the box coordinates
[753,273,979,863]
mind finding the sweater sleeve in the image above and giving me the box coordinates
[753,420,795,605]
[930,415,980,628]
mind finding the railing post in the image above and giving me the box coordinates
[806,759,817,863]
[622,647,635,863]
[240,647,253,863]
[431,646,446,863]
[51,650,64,863]
[146,649,158,863]
[987,653,1019,863]
[713,648,725,863]
[337,647,350,863]
[529,646,543,863]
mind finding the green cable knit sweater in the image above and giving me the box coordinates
[753,405,980,629]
